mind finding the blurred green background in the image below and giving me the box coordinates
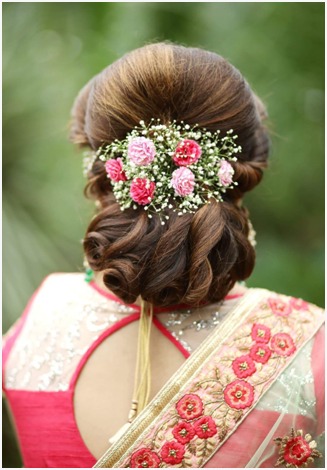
[2,2,324,467]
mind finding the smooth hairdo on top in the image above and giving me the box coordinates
[70,43,270,307]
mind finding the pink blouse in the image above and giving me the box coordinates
[2,273,324,468]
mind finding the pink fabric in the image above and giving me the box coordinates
[2,276,49,389]
[312,324,325,435]
[204,409,316,468]
[5,389,96,468]
[2,279,194,468]
[4,279,321,468]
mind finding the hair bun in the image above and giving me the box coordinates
[73,43,270,306]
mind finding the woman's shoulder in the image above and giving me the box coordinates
[3,272,109,343]
[37,271,87,293]
[29,271,99,306]
[245,285,324,316]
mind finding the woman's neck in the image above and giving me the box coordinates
[92,271,247,308]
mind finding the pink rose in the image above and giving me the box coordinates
[173,139,202,166]
[130,178,155,205]
[105,158,127,182]
[128,137,156,166]
[218,160,235,186]
[171,167,195,196]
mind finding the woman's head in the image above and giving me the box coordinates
[70,43,270,306]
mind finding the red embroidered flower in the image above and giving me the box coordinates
[173,139,202,166]
[275,429,323,467]
[130,178,156,205]
[251,323,271,343]
[283,435,312,465]
[105,158,127,182]
[271,333,296,357]
[224,380,254,410]
[267,297,292,317]
[160,441,185,465]
[249,343,272,364]
[290,297,309,311]
[193,415,217,439]
[232,355,256,378]
[172,421,195,444]
[176,394,204,420]
[130,448,161,468]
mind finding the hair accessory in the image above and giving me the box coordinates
[247,219,257,248]
[109,299,153,445]
[90,120,241,222]
[82,150,97,177]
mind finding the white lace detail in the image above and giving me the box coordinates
[4,272,318,422]
[5,274,136,391]
[256,339,316,418]
[156,297,242,353]
[4,274,245,392]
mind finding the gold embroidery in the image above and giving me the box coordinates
[274,429,322,468]
[94,290,324,468]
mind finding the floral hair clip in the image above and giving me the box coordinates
[89,120,242,222]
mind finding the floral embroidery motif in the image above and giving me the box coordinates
[193,416,217,439]
[160,441,185,465]
[290,298,309,311]
[271,333,296,357]
[232,355,256,378]
[274,429,322,468]
[251,323,271,343]
[224,379,255,409]
[130,448,161,468]
[268,297,292,317]
[172,421,195,444]
[250,343,272,364]
[176,394,204,420]
[123,293,323,468]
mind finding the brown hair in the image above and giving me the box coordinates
[70,43,270,307]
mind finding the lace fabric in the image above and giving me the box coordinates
[5,274,317,420]
[2,273,323,469]
[4,273,136,392]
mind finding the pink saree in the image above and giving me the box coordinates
[95,290,324,468]
[2,273,324,468]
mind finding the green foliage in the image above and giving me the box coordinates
[2,3,324,467]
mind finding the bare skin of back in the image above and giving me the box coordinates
[74,316,186,459]
[74,277,245,460]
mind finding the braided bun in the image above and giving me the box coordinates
[70,43,270,307]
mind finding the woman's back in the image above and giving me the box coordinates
[3,273,324,467]
[3,273,245,465]
[2,43,325,468]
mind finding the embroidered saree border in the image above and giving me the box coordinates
[94,289,324,468]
